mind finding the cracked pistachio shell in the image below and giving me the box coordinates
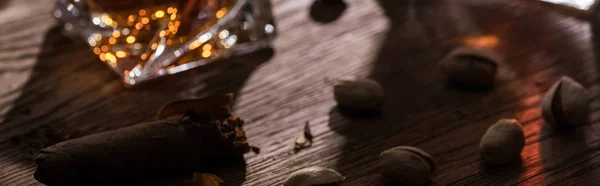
[379,146,436,185]
[333,78,384,110]
[283,167,345,186]
[480,119,525,164]
[440,47,499,87]
[541,76,590,127]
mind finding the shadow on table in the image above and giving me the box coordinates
[327,0,450,184]
[591,1,600,97]
[309,0,347,24]
[327,0,596,185]
[530,5,600,185]
[0,1,7,10]
[478,159,525,184]
[2,23,273,185]
[533,8,600,177]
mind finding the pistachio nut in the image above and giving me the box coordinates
[333,78,384,111]
[480,119,525,164]
[283,167,345,186]
[440,47,499,88]
[541,76,590,128]
[379,146,436,185]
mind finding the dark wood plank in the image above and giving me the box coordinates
[1,0,600,185]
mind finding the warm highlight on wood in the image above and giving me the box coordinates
[1,0,600,185]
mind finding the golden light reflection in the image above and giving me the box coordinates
[141,17,150,24]
[105,53,117,63]
[202,50,211,58]
[155,10,165,18]
[84,4,239,78]
[128,15,136,22]
[99,53,106,61]
[516,108,541,124]
[93,47,101,54]
[216,8,227,19]
[223,35,236,48]
[103,17,113,26]
[135,23,143,30]
[116,51,127,58]
[171,21,180,33]
[218,30,229,39]
[522,94,542,107]
[203,44,212,51]
[126,36,136,44]
[463,35,499,48]
[518,142,546,186]
[188,40,202,50]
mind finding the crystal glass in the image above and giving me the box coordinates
[526,0,596,16]
[537,0,595,10]
[54,0,276,86]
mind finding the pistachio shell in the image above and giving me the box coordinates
[440,47,499,87]
[333,78,384,110]
[393,146,437,173]
[283,167,345,186]
[379,146,435,185]
[479,119,525,164]
[541,76,590,127]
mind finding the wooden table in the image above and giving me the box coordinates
[1,0,600,185]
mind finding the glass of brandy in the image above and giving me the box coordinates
[54,0,276,86]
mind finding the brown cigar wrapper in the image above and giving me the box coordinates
[33,115,239,186]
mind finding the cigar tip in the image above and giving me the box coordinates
[33,163,50,184]
[33,153,46,163]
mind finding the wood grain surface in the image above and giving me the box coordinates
[1,0,600,185]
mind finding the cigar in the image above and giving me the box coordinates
[33,95,249,185]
